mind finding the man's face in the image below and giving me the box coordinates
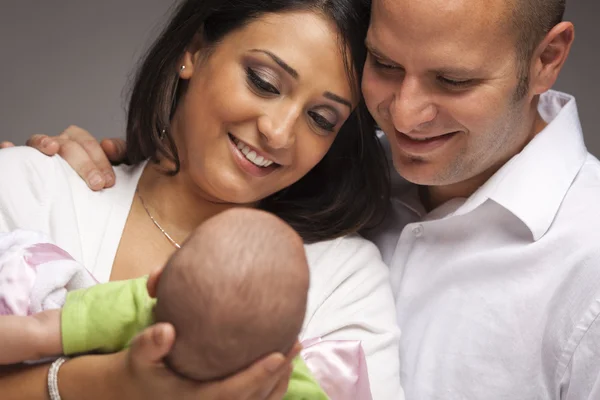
[362,0,537,189]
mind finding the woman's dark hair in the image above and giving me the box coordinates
[126,0,390,243]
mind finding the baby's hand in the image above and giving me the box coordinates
[0,309,63,364]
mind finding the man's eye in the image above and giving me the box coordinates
[367,52,398,70]
[372,58,398,70]
[438,76,473,88]
[246,68,279,94]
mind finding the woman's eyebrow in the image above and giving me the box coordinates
[249,49,351,108]
[249,49,299,79]
[324,92,351,108]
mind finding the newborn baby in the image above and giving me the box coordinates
[153,207,310,380]
[0,208,325,397]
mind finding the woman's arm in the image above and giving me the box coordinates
[0,355,124,400]
[0,323,297,400]
[302,235,403,400]
[0,362,52,399]
[0,354,121,400]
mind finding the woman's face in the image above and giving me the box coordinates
[171,11,356,205]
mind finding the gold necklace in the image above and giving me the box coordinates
[136,190,181,249]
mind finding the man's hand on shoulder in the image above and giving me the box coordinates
[4,125,126,191]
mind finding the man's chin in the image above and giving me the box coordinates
[392,154,437,184]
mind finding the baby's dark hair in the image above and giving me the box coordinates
[154,208,309,381]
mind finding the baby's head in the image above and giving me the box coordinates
[153,208,309,381]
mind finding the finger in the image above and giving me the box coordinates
[222,353,289,399]
[58,126,116,188]
[0,141,15,149]
[129,323,175,367]
[146,266,165,298]
[26,134,62,156]
[265,366,293,400]
[25,134,46,148]
[60,125,96,142]
[286,342,302,361]
[100,138,127,163]
[51,137,106,190]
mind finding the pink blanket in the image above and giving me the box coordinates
[0,230,96,316]
[301,338,373,400]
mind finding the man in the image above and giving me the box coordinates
[3,0,599,398]
[361,1,600,399]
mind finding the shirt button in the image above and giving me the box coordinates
[412,224,424,237]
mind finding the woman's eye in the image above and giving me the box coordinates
[308,111,336,132]
[438,76,473,88]
[246,68,279,95]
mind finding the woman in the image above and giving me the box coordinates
[0,0,401,399]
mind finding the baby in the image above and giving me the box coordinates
[0,208,326,397]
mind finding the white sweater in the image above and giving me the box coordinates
[0,147,402,400]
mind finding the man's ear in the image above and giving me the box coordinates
[529,21,575,95]
[147,265,165,298]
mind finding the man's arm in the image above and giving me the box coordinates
[557,301,600,399]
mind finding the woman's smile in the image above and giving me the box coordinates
[227,133,281,178]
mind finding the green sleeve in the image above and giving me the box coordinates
[61,277,156,355]
[284,356,330,400]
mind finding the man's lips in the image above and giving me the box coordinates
[394,130,460,154]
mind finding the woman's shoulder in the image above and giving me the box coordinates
[0,146,93,192]
[304,234,383,263]
[303,234,386,278]
[0,146,60,179]
[0,148,80,235]
[0,147,71,205]
[0,147,143,192]
[112,161,146,191]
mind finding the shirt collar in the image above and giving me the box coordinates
[452,90,588,241]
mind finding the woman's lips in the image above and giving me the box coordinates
[228,134,279,178]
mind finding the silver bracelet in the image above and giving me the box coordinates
[47,357,69,400]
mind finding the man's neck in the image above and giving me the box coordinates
[424,112,548,211]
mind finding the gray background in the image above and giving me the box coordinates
[1,1,598,153]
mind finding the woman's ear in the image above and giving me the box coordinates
[146,265,165,298]
[179,33,205,80]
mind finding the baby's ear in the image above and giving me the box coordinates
[146,266,165,298]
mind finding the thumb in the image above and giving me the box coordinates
[129,323,175,366]
[101,138,127,163]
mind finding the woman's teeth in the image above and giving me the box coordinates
[233,138,274,168]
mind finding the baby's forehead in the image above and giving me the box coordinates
[161,210,308,290]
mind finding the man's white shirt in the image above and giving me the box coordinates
[367,90,600,399]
